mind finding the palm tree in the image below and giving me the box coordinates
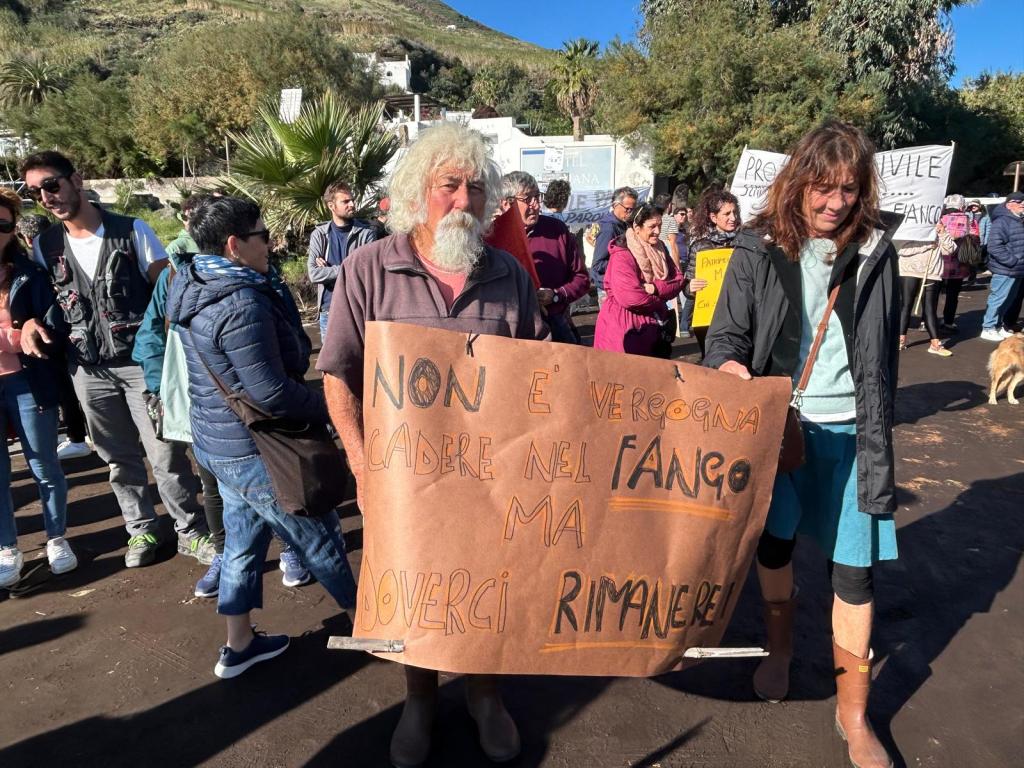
[223,91,398,235]
[0,57,65,106]
[555,39,599,142]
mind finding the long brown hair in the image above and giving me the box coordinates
[752,121,880,261]
[0,188,22,300]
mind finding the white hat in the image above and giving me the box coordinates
[943,194,965,211]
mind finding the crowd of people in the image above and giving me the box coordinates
[2,118,1023,768]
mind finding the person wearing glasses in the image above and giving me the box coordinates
[167,196,358,678]
[19,151,212,570]
[590,185,638,304]
[500,171,590,344]
[0,187,78,588]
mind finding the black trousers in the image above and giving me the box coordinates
[941,278,964,326]
[196,461,224,553]
[899,277,940,338]
[56,363,88,444]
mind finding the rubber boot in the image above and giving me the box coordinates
[752,589,797,703]
[465,674,521,763]
[833,641,893,768]
[389,666,438,768]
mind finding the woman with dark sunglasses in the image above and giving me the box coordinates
[166,196,357,679]
[0,187,77,588]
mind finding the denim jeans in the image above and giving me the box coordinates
[982,274,1022,330]
[193,446,357,616]
[318,310,329,346]
[0,372,68,548]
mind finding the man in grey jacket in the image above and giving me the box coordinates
[306,181,379,341]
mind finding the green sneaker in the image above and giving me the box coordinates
[178,532,217,565]
[125,533,160,568]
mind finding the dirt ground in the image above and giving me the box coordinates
[1,285,1022,768]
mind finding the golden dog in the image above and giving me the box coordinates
[988,336,1024,405]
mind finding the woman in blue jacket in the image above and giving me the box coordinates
[0,188,77,587]
[167,196,356,679]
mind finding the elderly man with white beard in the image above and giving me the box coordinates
[318,122,548,768]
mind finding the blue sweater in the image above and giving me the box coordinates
[166,262,328,458]
[986,205,1024,278]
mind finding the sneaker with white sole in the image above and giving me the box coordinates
[214,630,290,679]
[194,553,222,598]
[279,547,312,587]
[1,546,24,588]
[927,345,953,357]
[56,440,92,460]
[46,537,78,575]
[981,328,1005,342]
[999,327,1015,339]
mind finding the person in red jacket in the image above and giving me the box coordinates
[593,203,685,357]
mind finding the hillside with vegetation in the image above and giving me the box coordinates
[0,0,566,178]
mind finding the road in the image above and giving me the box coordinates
[1,287,1021,767]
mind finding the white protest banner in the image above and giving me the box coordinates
[557,187,652,227]
[875,145,955,241]
[729,147,787,225]
[730,145,955,242]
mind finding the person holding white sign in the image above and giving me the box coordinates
[895,224,956,356]
[707,121,900,768]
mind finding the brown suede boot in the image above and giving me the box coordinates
[833,641,893,768]
[389,666,438,768]
[465,674,521,763]
[752,590,797,703]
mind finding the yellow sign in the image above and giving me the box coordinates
[692,248,734,328]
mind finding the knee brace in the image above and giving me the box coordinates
[829,562,873,605]
[757,532,796,570]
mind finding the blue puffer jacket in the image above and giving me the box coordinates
[166,261,328,458]
[590,211,628,290]
[986,204,1024,278]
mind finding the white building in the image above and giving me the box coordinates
[357,53,412,93]
[383,116,654,226]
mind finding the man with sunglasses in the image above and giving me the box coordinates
[499,171,590,344]
[590,185,638,305]
[19,151,211,569]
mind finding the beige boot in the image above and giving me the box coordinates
[833,641,893,768]
[465,674,521,763]
[753,590,797,703]
[389,666,438,768]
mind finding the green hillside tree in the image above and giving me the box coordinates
[0,56,64,105]
[599,0,884,186]
[223,93,398,236]
[130,16,380,171]
[555,38,599,142]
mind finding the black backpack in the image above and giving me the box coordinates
[955,234,985,267]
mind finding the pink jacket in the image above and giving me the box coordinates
[594,241,685,352]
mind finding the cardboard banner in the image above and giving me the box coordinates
[691,248,734,328]
[730,144,955,242]
[354,322,791,677]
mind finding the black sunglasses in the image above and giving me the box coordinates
[241,229,270,244]
[0,220,15,234]
[25,175,68,201]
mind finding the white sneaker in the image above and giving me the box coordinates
[57,440,92,460]
[47,537,78,575]
[980,329,1005,342]
[999,328,1015,339]
[0,546,23,588]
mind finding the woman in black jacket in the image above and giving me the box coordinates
[684,188,740,358]
[705,122,899,768]
[0,188,76,587]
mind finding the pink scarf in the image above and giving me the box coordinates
[625,227,668,283]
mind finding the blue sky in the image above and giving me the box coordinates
[446,0,1022,86]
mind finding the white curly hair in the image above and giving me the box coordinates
[387,122,502,235]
